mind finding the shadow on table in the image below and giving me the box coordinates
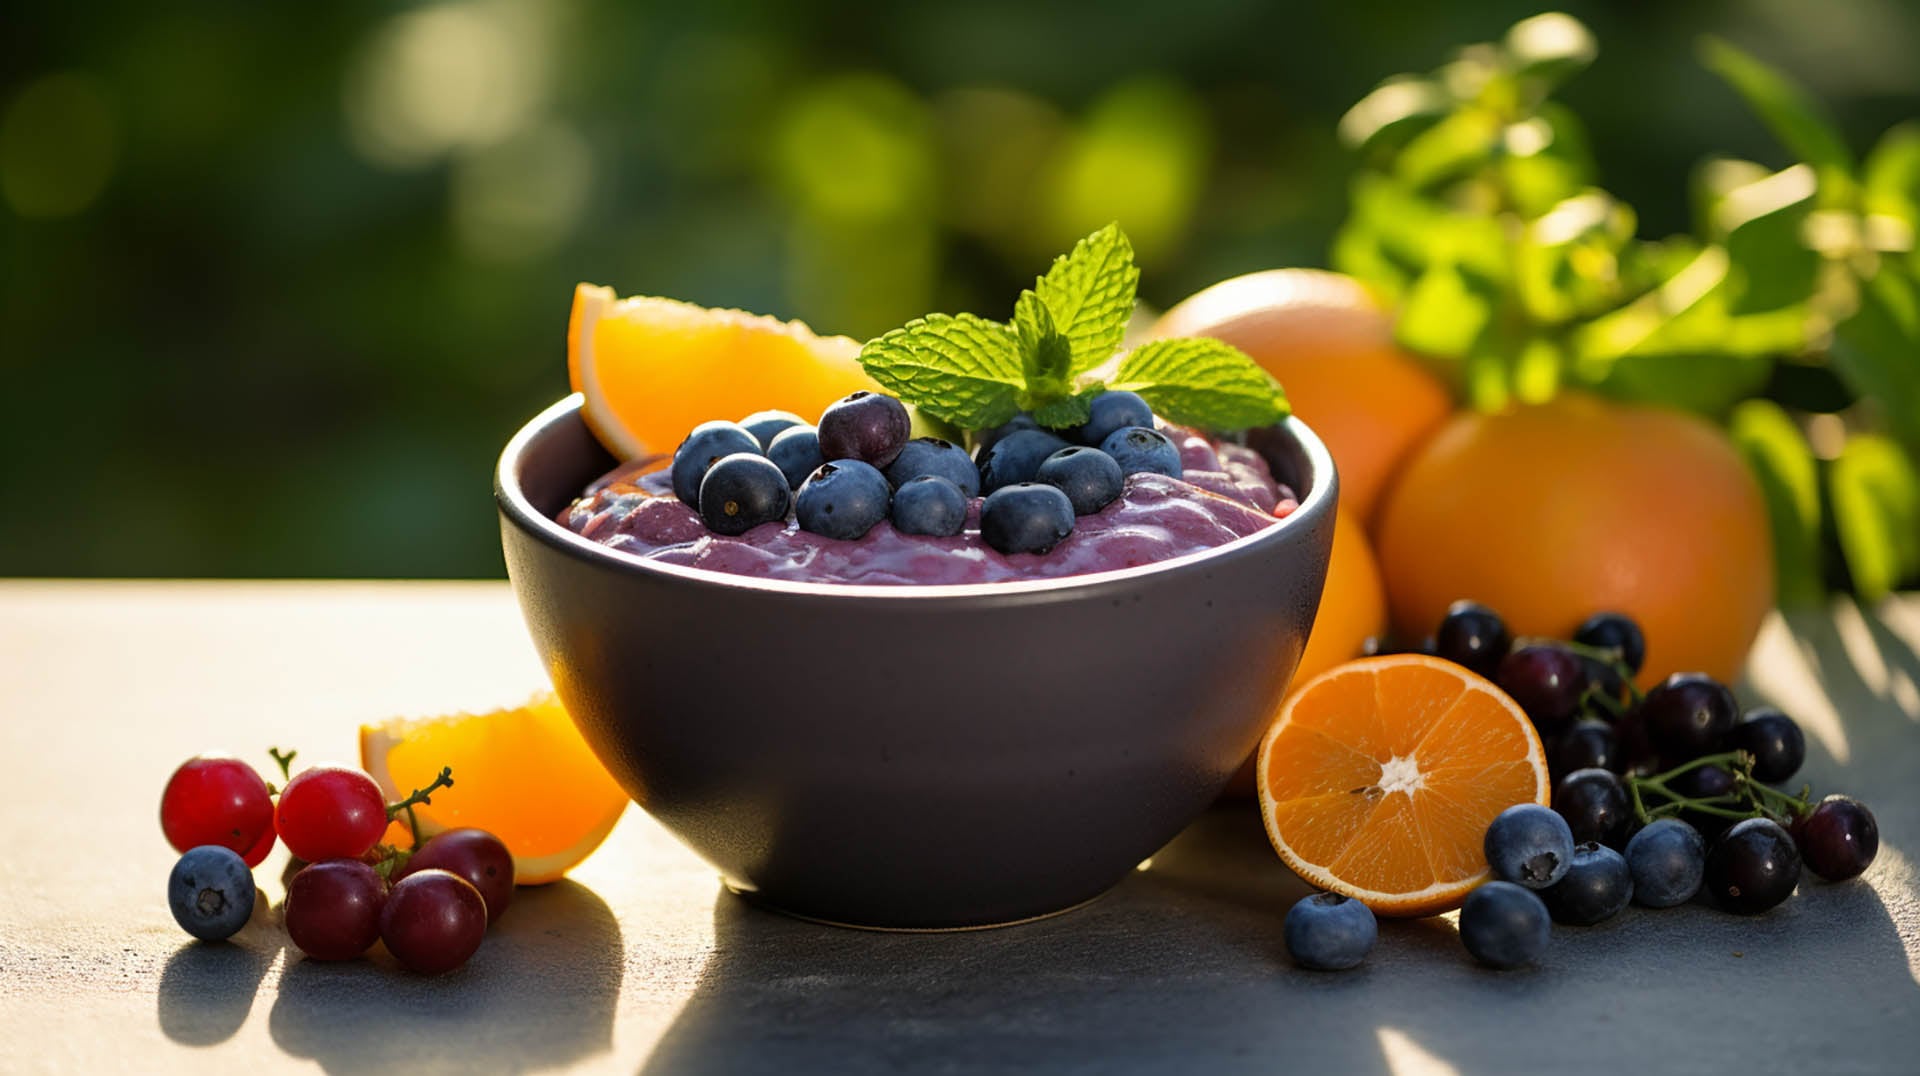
[157,894,280,1046]
[638,798,1920,1075]
[264,879,622,1074]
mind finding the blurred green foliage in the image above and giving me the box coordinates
[1332,12,1920,602]
[3,1,1917,578]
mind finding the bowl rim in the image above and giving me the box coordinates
[496,394,1338,601]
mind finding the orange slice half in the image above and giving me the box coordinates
[1256,654,1549,917]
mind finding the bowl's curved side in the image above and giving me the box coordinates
[497,400,1337,928]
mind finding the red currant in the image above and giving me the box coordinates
[160,755,276,866]
[398,828,515,923]
[275,766,388,862]
[380,869,488,975]
[284,859,386,961]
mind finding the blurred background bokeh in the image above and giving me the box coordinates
[5,0,1917,578]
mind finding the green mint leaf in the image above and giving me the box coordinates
[1034,222,1140,376]
[1109,338,1291,432]
[1031,387,1103,429]
[858,313,1024,430]
[1014,289,1073,396]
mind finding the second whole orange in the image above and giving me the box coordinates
[1373,392,1774,687]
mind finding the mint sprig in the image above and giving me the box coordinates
[857,223,1290,434]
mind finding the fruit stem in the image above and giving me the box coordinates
[385,767,454,849]
[267,747,297,786]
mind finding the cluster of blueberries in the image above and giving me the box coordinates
[669,389,1187,556]
[1282,603,1880,972]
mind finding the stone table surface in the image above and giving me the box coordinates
[2,580,1917,1075]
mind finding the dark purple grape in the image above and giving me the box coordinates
[1579,656,1626,710]
[1614,705,1656,769]
[1498,645,1590,736]
[397,828,515,923]
[380,870,488,975]
[1552,719,1622,778]
[817,391,911,468]
[1670,763,1739,839]
[1573,611,1646,673]
[1433,601,1510,679]
[1724,707,1806,784]
[1554,768,1631,848]
[1705,818,1801,914]
[285,859,386,961]
[1640,673,1739,764]
[1792,795,1879,881]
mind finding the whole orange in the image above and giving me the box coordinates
[1373,392,1774,686]
[1222,512,1386,797]
[1150,269,1453,523]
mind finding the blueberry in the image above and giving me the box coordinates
[1283,892,1377,971]
[1099,426,1183,478]
[767,425,825,490]
[1035,446,1125,515]
[1573,611,1646,674]
[671,421,762,507]
[1484,804,1575,888]
[1074,390,1154,447]
[1458,881,1551,969]
[818,391,911,468]
[738,410,807,451]
[1625,818,1707,907]
[1433,600,1510,680]
[795,459,892,540]
[168,845,255,942]
[1724,707,1805,784]
[884,437,981,496]
[698,453,792,535]
[1554,767,1632,848]
[1540,842,1633,925]
[890,475,968,537]
[980,483,1076,555]
[977,429,1072,494]
[971,412,1039,455]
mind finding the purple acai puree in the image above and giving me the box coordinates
[560,425,1297,585]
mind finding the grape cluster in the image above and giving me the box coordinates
[1391,600,1882,942]
[159,749,513,975]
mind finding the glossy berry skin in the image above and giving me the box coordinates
[977,429,1072,494]
[737,409,806,451]
[1483,804,1575,889]
[1580,656,1626,708]
[670,421,762,507]
[1669,763,1738,839]
[795,460,892,540]
[1074,390,1154,448]
[168,846,256,942]
[697,453,792,536]
[1554,768,1631,848]
[883,437,981,496]
[1099,426,1183,479]
[1035,446,1125,516]
[1433,601,1510,680]
[1552,719,1622,779]
[1573,611,1646,674]
[889,476,968,537]
[398,828,515,923]
[1613,706,1656,769]
[1640,673,1739,764]
[1283,893,1377,971]
[980,483,1076,555]
[1497,645,1590,736]
[817,391,911,468]
[1724,707,1806,784]
[1794,795,1879,881]
[1625,818,1706,907]
[381,869,488,975]
[285,859,386,960]
[275,766,388,862]
[1459,882,1551,969]
[971,412,1039,455]
[160,756,276,866]
[1705,818,1801,914]
[1540,843,1633,926]
[766,426,825,490]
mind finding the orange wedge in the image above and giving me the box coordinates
[569,283,876,459]
[361,693,630,885]
[1256,654,1549,917]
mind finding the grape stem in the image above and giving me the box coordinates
[265,747,298,794]
[386,767,455,849]
[1626,750,1813,826]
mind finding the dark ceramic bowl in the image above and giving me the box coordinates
[497,395,1338,929]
